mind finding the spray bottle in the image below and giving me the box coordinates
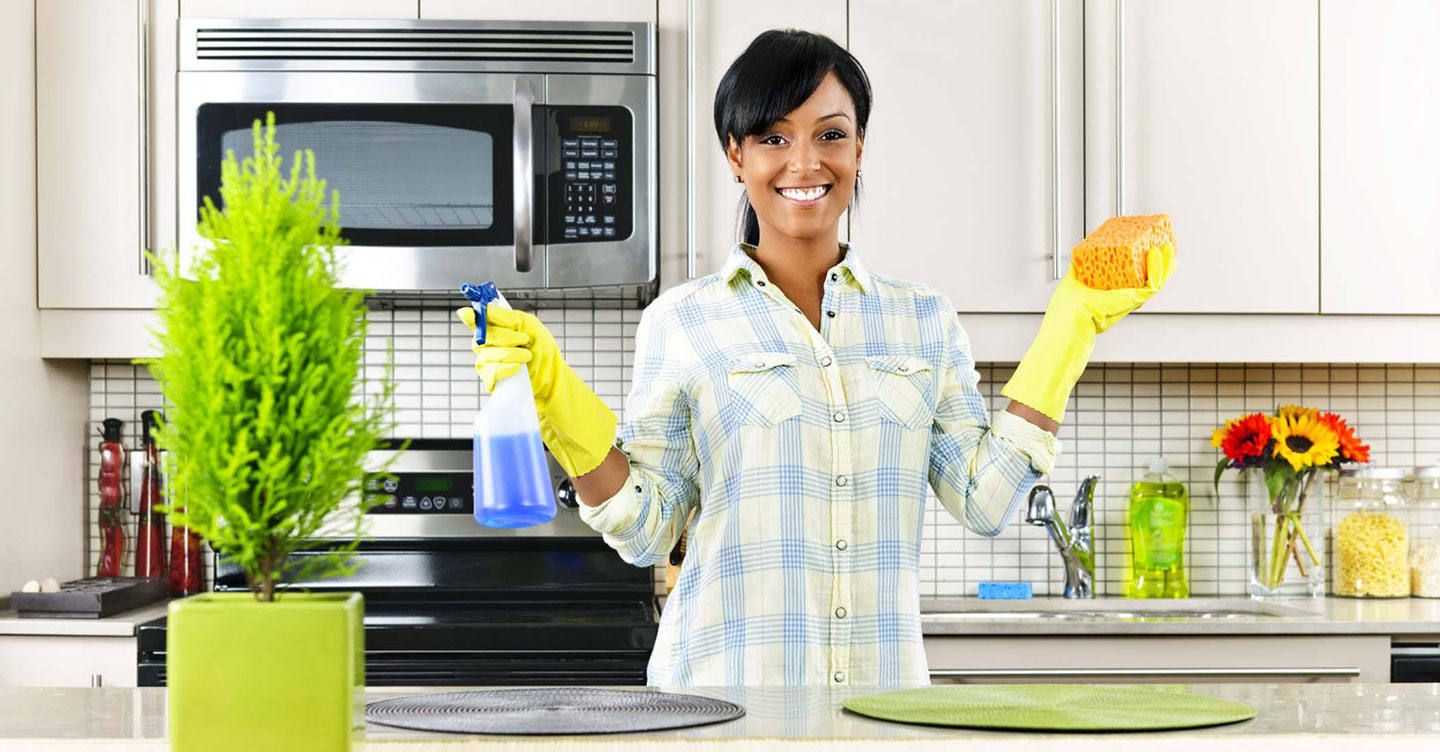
[462,282,555,528]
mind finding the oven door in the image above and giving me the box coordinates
[178,71,545,291]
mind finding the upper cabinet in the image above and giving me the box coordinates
[37,0,171,309]
[181,0,418,17]
[421,1,653,22]
[849,0,1085,313]
[1319,0,1440,314]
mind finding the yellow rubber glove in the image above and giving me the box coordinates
[1001,243,1177,422]
[456,305,618,478]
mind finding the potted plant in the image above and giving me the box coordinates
[145,113,394,752]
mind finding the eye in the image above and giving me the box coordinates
[820,129,848,141]
[759,133,787,146]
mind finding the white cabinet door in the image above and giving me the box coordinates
[1085,0,1319,313]
[37,0,159,309]
[421,0,654,22]
[849,0,1086,313]
[0,636,138,688]
[181,0,418,17]
[1320,0,1440,314]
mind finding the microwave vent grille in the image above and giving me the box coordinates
[194,28,636,64]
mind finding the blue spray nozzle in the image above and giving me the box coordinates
[460,282,499,345]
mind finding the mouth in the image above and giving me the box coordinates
[776,184,832,206]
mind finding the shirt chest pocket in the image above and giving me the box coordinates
[725,352,803,427]
[866,355,936,431]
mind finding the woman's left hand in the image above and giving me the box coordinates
[1049,243,1177,334]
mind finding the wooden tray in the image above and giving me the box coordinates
[10,577,169,619]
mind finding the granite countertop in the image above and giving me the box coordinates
[0,601,170,637]
[2,684,1439,749]
[920,597,1440,636]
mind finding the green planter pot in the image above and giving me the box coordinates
[167,591,364,752]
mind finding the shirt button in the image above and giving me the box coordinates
[835,475,848,487]
[830,273,839,282]
[820,356,833,367]
[835,539,848,551]
[833,671,846,684]
[826,311,836,318]
[832,411,845,423]
[756,280,767,287]
[835,606,847,619]
[898,364,909,373]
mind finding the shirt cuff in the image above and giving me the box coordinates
[992,409,1061,475]
[577,467,644,535]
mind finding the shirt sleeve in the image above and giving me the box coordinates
[577,303,701,566]
[928,301,1061,536]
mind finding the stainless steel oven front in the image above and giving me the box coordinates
[177,19,656,293]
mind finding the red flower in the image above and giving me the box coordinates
[1212,413,1273,463]
[1320,412,1370,464]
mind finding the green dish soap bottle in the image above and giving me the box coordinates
[1126,458,1190,598]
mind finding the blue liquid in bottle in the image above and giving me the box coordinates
[474,430,555,528]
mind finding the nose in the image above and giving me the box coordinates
[786,139,821,174]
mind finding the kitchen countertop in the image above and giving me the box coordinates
[2,683,1439,749]
[0,601,169,637]
[2,597,1438,639]
[918,597,1440,637]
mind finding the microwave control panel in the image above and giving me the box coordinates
[548,106,633,243]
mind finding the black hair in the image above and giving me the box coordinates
[713,29,873,247]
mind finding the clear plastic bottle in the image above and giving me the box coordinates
[1126,458,1190,598]
[463,282,555,529]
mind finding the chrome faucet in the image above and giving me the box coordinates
[1025,475,1099,599]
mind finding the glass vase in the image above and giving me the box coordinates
[1246,468,1326,599]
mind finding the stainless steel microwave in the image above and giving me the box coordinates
[177,19,657,293]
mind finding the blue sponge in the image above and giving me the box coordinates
[977,582,1033,600]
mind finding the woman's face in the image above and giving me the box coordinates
[727,72,863,245]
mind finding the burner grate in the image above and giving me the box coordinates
[366,687,744,735]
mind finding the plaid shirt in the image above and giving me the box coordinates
[580,244,1059,687]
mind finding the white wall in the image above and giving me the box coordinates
[0,0,89,597]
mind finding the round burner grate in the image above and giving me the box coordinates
[365,688,746,735]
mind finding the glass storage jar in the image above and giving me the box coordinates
[1332,466,1411,598]
[1411,464,1440,598]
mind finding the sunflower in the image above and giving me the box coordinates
[1320,412,1370,464]
[1212,413,1274,464]
[1278,404,1318,421]
[1271,411,1340,471]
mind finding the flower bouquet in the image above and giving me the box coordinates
[1212,406,1370,599]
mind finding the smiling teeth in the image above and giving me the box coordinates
[780,186,828,201]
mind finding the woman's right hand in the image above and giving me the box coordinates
[455,304,618,478]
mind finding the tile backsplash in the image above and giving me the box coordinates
[86,301,1440,597]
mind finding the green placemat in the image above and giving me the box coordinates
[843,685,1256,732]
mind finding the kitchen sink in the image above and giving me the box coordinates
[923,598,1321,621]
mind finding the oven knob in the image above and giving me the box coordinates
[555,478,579,510]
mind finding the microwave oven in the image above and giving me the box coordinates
[177,19,657,294]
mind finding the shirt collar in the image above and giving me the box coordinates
[720,242,873,295]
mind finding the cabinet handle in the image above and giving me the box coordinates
[1114,0,1125,216]
[1050,0,1062,280]
[137,0,151,276]
[513,77,535,274]
[929,666,1361,679]
[686,0,697,279]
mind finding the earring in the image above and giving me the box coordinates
[734,175,743,184]
[857,169,864,178]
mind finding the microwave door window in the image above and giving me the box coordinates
[196,104,515,247]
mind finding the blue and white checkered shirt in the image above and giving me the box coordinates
[580,244,1059,687]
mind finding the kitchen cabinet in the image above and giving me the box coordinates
[1085,0,1319,314]
[0,636,137,688]
[658,0,848,290]
[421,1,654,22]
[925,634,1390,684]
[37,0,177,309]
[180,0,418,17]
[849,1,1086,313]
[1319,0,1440,314]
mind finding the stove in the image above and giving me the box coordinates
[137,440,659,687]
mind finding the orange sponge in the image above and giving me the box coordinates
[1070,214,1174,290]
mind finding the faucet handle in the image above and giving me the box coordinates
[1025,485,1055,525]
[1070,475,1099,536]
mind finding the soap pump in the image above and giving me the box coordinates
[1126,458,1190,598]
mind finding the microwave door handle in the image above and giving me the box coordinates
[512,77,536,274]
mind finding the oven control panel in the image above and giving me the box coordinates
[364,471,472,515]
[548,106,633,244]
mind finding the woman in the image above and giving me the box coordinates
[458,29,1174,686]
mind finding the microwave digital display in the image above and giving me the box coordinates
[569,116,612,133]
